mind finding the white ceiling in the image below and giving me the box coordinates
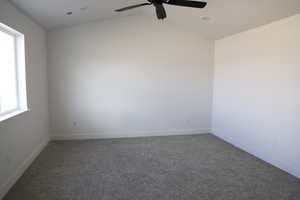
[10,0,300,39]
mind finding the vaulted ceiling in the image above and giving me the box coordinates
[10,0,300,39]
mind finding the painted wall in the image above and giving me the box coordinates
[48,15,214,139]
[0,1,49,198]
[213,14,300,178]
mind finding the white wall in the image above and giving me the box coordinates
[0,1,49,198]
[213,14,300,178]
[48,15,214,139]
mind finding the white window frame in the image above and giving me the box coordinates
[0,23,28,122]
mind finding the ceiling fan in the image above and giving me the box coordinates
[115,0,207,20]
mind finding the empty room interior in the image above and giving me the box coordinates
[0,0,300,199]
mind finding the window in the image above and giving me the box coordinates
[0,23,27,121]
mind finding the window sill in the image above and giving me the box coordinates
[0,109,29,123]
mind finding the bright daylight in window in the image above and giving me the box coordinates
[0,23,27,121]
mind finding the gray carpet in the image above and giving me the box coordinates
[4,134,300,200]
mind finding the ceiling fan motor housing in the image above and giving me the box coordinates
[116,0,207,20]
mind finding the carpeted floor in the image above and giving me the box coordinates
[4,134,300,200]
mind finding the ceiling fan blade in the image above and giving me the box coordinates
[115,3,151,12]
[154,3,167,20]
[164,0,207,8]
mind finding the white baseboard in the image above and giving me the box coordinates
[0,138,49,200]
[51,128,211,141]
[212,133,300,180]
